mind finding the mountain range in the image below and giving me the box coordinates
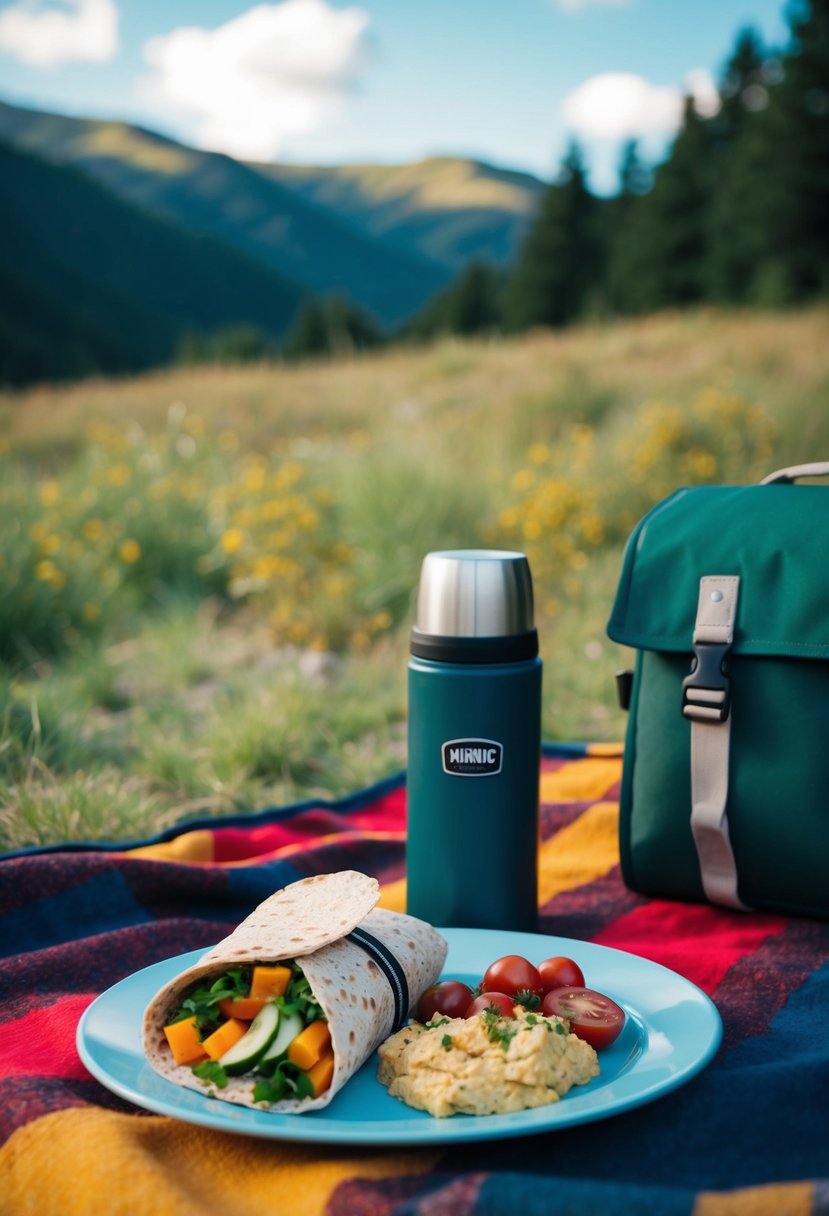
[0,99,544,384]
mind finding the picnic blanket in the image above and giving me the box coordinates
[2,742,828,1216]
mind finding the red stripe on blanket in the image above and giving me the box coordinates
[210,788,407,862]
[1,994,96,1079]
[592,901,789,993]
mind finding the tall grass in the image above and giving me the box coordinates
[2,307,827,850]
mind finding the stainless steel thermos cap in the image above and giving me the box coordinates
[414,549,535,639]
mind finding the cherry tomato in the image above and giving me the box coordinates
[541,986,625,1050]
[416,980,474,1022]
[481,955,543,1003]
[465,992,516,1018]
[537,955,586,993]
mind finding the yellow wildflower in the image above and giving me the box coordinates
[39,480,60,506]
[512,468,535,492]
[83,519,105,542]
[35,559,65,589]
[220,528,245,555]
[107,463,132,487]
[119,539,141,564]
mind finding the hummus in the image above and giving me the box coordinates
[377,1008,600,1118]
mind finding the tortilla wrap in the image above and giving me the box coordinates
[142,870,447,1112]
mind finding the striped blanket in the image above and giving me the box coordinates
[2,744,828,1215]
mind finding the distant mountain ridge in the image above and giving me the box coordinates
[0,98,546,384]
[0,139,304,385]
[0,99,544,321]
[257,157,545,272]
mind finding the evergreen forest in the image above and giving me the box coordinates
[412,0,829,339]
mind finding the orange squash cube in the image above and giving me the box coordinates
[218,996,266,1021]
[287,1019,331,1070]
[249,965,292,1002]
[306,1051,335,1097]
[201,1017,248,1060]
[163,1015,207,1066]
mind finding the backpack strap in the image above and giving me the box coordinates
[760,462,829,484]
[681,575,751,910]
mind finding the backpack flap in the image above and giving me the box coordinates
[607,479,829,919]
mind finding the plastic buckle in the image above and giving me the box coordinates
[682,642,731,723]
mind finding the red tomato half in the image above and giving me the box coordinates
[481,955,543,1002]
[417,980,474,1022]
[537,955,586,993]
[465,992,516,1018]
[541,986,625,1050]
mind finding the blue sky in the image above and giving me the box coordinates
[0,0,791,192]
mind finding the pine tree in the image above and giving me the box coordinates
[403,261,503,339]
[282,295,382,360]
[764,0,829,299]
[705,27,778,302]
[504,143,601,330]
[608,99,715,313]
[604,141,653,312]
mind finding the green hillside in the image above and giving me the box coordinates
[0,140,304,384]
[257,156,544,270]
[0,100,451,326]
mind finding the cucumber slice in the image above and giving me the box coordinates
[259,1009,304,1067]
[219,1003,280,1076]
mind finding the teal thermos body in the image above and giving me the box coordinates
[406,550,542,931]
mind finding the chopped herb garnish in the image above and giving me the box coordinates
[441,1034,453,1050]
[480,1009,518,1050]
[524,1013,538,1026]
[425,1016,450,1029]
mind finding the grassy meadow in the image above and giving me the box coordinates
[2,306,828,851]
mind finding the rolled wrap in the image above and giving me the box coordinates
[142,871,447,1112]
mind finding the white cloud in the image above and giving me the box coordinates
[562,69,720,142]
[684,68,721,119]
[140,0,370,163]
[0,0,117,67]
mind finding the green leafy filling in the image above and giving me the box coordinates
[172,966,251,1034]
[253,1063,315,1105]
[192,1059,229,1089]
[169,960,328,1103]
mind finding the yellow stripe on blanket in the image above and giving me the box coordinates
[694,1180,814,1216]
[537,801,620,906]
[539,754,622,804]
[126,829,215,863]
[379,800,621,918]
[0,1108,442,1216]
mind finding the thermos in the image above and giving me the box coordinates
[406,549,542,930]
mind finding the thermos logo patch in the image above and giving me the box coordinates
[442,739,503,776]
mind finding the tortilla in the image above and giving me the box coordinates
[142,871,447,1112]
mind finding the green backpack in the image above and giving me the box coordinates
[607,462,829,920]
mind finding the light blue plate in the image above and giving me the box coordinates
[76,927,721,1145]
